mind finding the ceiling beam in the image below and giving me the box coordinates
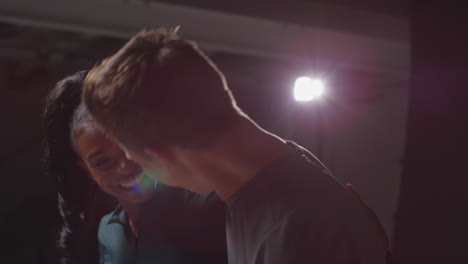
[0,0,409,78]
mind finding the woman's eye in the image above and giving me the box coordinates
[91,157,116,170]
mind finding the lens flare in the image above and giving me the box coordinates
[129,172,155,194]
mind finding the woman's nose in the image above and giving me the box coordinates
[117,157,139,173]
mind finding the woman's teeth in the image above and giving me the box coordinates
[120,173,144,188]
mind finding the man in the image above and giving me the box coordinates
[82,27,388,263]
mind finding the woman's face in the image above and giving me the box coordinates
[74,125,155,204]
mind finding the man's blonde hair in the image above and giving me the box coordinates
[82,27,240,151]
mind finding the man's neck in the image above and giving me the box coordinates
[200,118,290,200]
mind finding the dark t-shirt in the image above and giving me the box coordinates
[225,142,387,264]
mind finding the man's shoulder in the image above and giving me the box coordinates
[274,151,346,203]
[265,146,368,224]
[261,209,387,264]
[231,142,349,217]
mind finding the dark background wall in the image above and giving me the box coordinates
[393,1,468,262]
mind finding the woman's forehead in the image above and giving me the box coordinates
[76,126,121,156]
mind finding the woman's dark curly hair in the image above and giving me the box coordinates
[43,71,116,264]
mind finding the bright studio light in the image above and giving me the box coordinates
[294,77,324,102]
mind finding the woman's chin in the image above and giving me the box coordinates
[118,173,156,203]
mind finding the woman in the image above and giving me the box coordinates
[43,71,227,264]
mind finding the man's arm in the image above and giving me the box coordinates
[284,207,388,264]
[346,184,392,263]
[260,180,389,264]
